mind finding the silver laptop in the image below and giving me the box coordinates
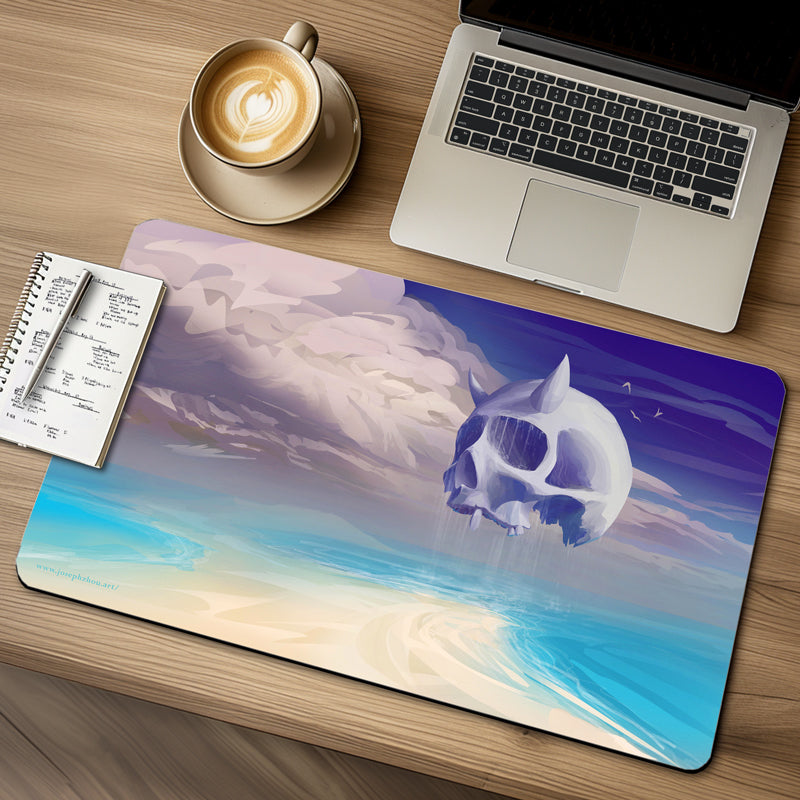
[391,1,800,331]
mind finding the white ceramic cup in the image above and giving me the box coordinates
[190,22,322,174]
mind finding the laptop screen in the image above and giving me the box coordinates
[461,1,800,108]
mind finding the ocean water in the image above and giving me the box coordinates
[19,460,731,770]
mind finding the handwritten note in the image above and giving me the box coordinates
[0,254,164,466]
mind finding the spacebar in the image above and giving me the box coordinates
[532,150,630,189]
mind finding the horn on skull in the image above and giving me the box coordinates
[468,369,490,406]
[530,355,570,413]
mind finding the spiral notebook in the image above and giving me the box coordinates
[0,252,165,467]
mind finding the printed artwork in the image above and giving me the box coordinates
[17,220,784,769]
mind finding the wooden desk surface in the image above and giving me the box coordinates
[1,2,797,798]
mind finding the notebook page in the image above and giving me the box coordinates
[0,253,164,466]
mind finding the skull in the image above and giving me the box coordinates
[443,356,632,546]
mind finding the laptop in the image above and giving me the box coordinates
[390,1,800,332]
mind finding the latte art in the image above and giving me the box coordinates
[200,49,316,164]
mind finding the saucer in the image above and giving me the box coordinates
[178,59,361,224]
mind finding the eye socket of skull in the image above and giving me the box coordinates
[454,414,487,459]
[489,415,548,471]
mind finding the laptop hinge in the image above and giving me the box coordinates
[498,29,752,110]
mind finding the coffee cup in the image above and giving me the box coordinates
[189,22,322,173]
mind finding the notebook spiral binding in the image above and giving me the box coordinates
[0,252,52,389]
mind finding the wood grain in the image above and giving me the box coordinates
[0,2,798,799]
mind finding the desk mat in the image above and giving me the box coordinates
[17,219,785,769]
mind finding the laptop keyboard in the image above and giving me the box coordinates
[448,54,754,218]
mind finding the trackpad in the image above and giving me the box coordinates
[507,180,639,291]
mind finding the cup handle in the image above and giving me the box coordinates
[283,21,318,62]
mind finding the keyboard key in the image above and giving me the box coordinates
[494,88,514,106]
[532,98,552,115]
[557,139,578,157]
[687,157,706,174]
[474,55,494,67]
[679,111,699,123]
[513,94,533,111]
[518,130,538,146]
[552,104,572,121]
[606,102,625,118]
[577,145,597,161]
[673,194,691,205]
[495,61,516,73]
[460,96,494,117]
[654,182,673,200]
[566,91,586,108]
[681,123,701,140]
[725,150,744,169]
[509,76,528,93]
[711,204,730,215]
[590,115,610,132]
[547,86,567,103]
[667,136,686,152]
[532,115,551,132]
[686,141,706,158]
[553,121,572,138]
[630,126,649,142]
[615,154,634,172]
[489,70,509,87]
[537,72,556,83]
[465,81,494,100]
[469,132,490,150]
[624,107,644,124]
[609,120,629,137]
[489,137,509,155]
[586,96,605,113]
[692,175,735,199]
[634,160,653,177]
[596,150,615,166]
[700,128,720,145]
[539,134,558,151]
[571,126,592,143]
[643,112,662,128]
[515,110,535,128]
[720,132,749,153]
[654,166,673,182]
[692,192,712,210]
[527,81,548,97]
[533,149,629,187]
[494,106,514,122]
[499,123,519,141]
[449,127,470,145]
[598,89,616,100]
[706,146,725,163]
[630,176,654,194]
[571,110,591,127]
[610,136,629,153]
[509,143,533,161]
[591,131,611,149]
[470,65,490,82]
[648,148,668,164]
[556,77,576,89]
[674,171,692,188]
[720,122,739,134]
[454,112,499,136]
[667,152,687,169]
